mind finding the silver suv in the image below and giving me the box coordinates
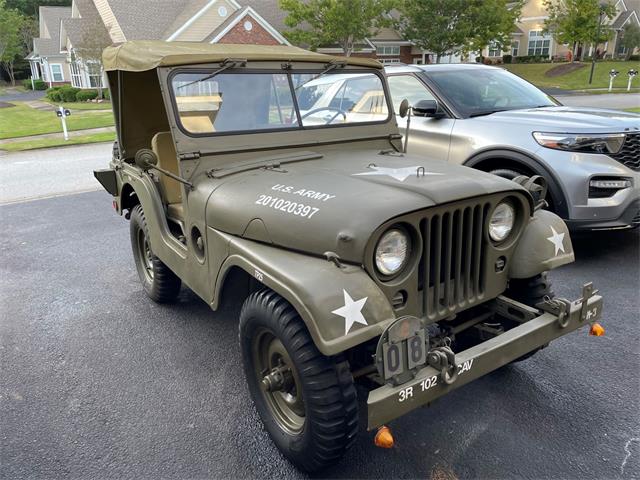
[385,64,640,230]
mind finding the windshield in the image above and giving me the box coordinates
[424,68,557,118]
[170,70,389,135]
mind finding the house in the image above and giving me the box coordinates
[27,6,73,86]
[492,0,640,61]
[27,0,292,89]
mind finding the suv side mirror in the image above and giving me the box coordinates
[412,99,443,118]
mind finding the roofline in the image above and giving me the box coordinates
[167,0,242,42]
[209,6,291,45]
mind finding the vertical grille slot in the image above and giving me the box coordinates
[422,202,488,319]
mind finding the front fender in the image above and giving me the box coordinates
[509,209,575,279]
[212,231,395,356]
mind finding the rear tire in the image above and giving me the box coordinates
[505,273,554,363]
[489,168,522,180]
[130,205,181,303]
[239,289,358,473]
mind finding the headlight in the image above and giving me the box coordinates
[533,132,625,154]
[375,229,409,276]
[489,203,515,242]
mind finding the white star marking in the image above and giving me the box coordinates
[331,290,368,336]
[546,226,566,256]
[353,166,443,182]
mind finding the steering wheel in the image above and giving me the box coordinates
[300,107,347,124]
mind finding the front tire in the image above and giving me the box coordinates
[505,272,554,362]
[239,289,358,472]
[130,205,181,303]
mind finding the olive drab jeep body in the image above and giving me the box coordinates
[94,41,604,472]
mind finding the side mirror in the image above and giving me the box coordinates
[412,99,442,118]
[399,99,410,118]
[134,149,158,170]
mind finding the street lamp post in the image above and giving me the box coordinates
[588,3,607,85]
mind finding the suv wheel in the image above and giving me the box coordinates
[239,289,358,472]
[130,205,181,303]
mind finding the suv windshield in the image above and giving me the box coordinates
[171,70,389,135]
[424,68,557,118]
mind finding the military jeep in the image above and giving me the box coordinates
[94,41,604,472]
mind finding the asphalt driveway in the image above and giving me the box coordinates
[1,188,639,479]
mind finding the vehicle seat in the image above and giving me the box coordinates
[151,132,183,221]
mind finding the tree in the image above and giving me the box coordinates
[73,17,111,98]
[0,0,26,85]
[466,0,523,61]
[396,0,471,63]
[544,0,616,61]
[620,23,640,60]
[279,0,396,56]
[5,0,70,17]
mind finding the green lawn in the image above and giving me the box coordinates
[0,131,115,152]
[0,102,114,140]
[42,99,113,110]
[502,61,640,91]
[625,107,640,113]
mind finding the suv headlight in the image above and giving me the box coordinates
[533,132,625,154]
[375,228,409,276]
[489,202,515,242]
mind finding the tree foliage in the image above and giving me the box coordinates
[543,0,616,60]
[397,0,521,63]
[0,0,27,85]
[279,0,396,56]
[73,17,111,97]
[5,0,70,17]
[620,23,640,60]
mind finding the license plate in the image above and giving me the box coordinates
[382,331,427,379]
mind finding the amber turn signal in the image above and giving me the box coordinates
[589,322,605,336]
[374,425,394,448]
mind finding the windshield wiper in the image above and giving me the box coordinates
[468,109,510,118]
[294,60,346,91]
[177,58,247,90]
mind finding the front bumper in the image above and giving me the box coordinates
[537,148,640,230]
[366,285,603,430]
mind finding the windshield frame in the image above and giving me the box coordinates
[417,67,560,119]
[167,67,394,138]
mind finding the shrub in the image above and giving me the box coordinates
[22,79,33,90]
[60,85,80,102]
[46,86,63,102]
[33,79,47,90]
[76,89,99,101]
[103,89,110,100]
[503,54,512,64]
[629,54,639,61]
[513,55,550,64]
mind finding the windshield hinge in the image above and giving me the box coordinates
[179,152,201,161]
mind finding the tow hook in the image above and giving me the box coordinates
[427,345,458,385]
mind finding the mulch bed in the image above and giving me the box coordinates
[545,63,587,78]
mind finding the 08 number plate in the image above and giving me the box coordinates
[376,316,428,385]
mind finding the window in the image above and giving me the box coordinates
[527,30,551,56]
[380,58,401,65]
[293,73,389,126]
[511,40,519,57]
[376,45,400,56]
[70,61,82,87]
[170,70,390,135]
[50,64,63,82]
[387,75,436,114]
[488,41,501,57]
[87,62,104,88]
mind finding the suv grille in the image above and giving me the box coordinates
[419,202,490,320]
[610,132,640,171]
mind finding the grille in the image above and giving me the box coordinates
[610,133,640,171]
[419,202,490,320]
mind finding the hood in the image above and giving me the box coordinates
[206,150,526,263]
[472,106,640,133]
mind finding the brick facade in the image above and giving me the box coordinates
[217,14,281,45]
[399,46,412,64]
